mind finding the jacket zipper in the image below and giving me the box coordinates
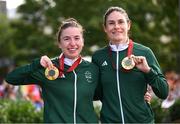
[116,51,125,124]
[73,70,77,124]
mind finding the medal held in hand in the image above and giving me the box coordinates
[121,39,135,70]
[45,66,59,80]
[121,56,135,70]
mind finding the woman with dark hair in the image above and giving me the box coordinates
[92,6,169,123]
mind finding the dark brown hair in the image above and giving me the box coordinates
[103,6,130,27]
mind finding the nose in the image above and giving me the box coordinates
[69,38,76,46]
[114,23,120,28]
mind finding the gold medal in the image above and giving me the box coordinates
[45,66,59,80]
[121,56,135,70]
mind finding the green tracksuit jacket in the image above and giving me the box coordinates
[5,57,99,123]
[92,42,169,123]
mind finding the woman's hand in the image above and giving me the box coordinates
[144,91,152,104]
[132,55,151,73]
[40,55,53,68]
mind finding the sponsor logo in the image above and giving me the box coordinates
[102,61,108,66]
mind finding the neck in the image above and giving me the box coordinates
[63,56,81,66]
[110,38,129,46]
[61,54,80,61]
[59,54,80,64]
[65,57,79,62]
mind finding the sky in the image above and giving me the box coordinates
[5,0,24,9]
[3,0,24,18]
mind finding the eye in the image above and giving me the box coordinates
[118,20,125,24]
[108,21,115,25]
[63,37,70,41]
[74,36,80,41]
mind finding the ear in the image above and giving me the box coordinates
[127,21,131,31]
[58,42,61,49]
[82,37,84,47]
[103,24,107,33]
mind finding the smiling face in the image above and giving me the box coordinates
[104,10,131,44]
[58,27,84,60]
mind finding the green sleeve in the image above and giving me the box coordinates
[92,53,103,101]
[5,58,44,86]
[93,79,103,101]
[145,48,169,99]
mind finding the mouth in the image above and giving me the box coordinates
[112,31,122,35]
[68,48,78,52]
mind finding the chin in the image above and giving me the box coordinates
[111,38,122,42]
[68,55,79,59]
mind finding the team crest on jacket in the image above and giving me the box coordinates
[84,71,92,83]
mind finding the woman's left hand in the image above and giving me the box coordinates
[132,55,151,73]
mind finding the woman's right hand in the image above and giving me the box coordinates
[144,91,152,104]
[40,55,53,68]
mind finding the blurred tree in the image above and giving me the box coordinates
[0,14,16,58]
[1,0,178,71]
[0,14,15,76]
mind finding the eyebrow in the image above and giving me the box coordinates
[62,35,81,39]
[62,36,70,38]
[107,18,124,21]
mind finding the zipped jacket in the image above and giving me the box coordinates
[92,42,169,123]
[5,57,99,123]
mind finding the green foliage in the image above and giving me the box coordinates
[0,0,179,71]
[94,99,180,123]
[151,98,180,123]
[0,99,179,123]
[0,14,16,58]
[169,99,180,122]
[0,99,43,123]
[151,98,168,122]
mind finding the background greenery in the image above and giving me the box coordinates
[0,99,179,123]
[0,0,179,122]
[0,99,43,123]
[0,0,179,72]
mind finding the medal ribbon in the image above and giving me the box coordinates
[108,39,134,70]
[59,54,81,77]
[127,39,133,57]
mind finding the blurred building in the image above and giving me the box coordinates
[0,0,7,15]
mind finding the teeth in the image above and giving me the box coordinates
[69,48,77,51]
[112,32,121,35]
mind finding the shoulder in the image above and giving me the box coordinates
[92,46,108,58]
[133,42,151,51]
[133,41,157,63]
[51,56,59,62]
[92,46,109,64]
[133,42,153,55]
[78,59,99,76]
[81,59,98,69]
[50,56,59,65]
[93,46,108,55]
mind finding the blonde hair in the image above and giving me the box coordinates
[57,18,84,42]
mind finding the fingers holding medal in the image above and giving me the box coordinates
[122,55,150,72]
[40,55,59,80]
[45,65,59,80]
[121,55,135,70]
[132,55,143,64]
